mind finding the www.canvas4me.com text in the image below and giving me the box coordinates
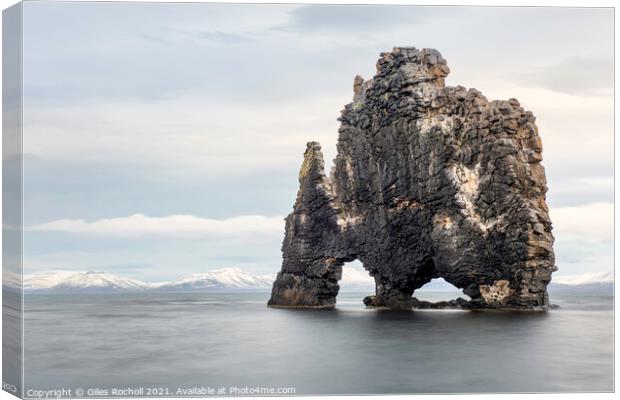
[24,386,297,398]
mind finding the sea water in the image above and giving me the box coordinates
[21,291,613,395]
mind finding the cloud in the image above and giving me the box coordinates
[29,214,285,238]
[549,202,613,276]
[22,3,297,104]
[22,92,346,180]
[191,30,254,44]
[518,55,613,97]
[548,176,613,207]
[550,202,613,242]
[276,4,453,32]
[138,28,255,46]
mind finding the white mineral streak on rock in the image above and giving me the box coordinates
[344,158,355,179]
[448,163,502,234]
[417,113,453,134]
[337,215,361,228]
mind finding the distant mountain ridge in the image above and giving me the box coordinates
[23,270,153,293]
[153,268,275,291]
[551,271,613,286]
[549,271,613,292]
[15,268,614,293]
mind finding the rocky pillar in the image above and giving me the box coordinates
[268,142,344,308]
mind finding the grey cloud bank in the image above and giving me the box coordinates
[518,55,613,97]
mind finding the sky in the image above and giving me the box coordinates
[19,3,613,282]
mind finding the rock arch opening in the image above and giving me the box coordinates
[411,278,471,309]
[338,260,374,292]
[334,260,376,305]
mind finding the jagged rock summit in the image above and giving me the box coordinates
[268,47,556,310]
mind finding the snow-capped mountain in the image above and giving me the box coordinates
[24,270,152,292]
[550,271,613,292]
[153,268,275,291]
[551,271,613,286]
[18,268,614,293]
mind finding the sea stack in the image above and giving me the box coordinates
[268,47,556,310]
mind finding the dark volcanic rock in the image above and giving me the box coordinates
[268,47,556,310]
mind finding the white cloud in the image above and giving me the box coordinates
[549,202,613,277]
[23,92,346,180]
[29,213,285,237]
[550,202,613,242]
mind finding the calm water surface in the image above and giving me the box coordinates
[23,291,613,395]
